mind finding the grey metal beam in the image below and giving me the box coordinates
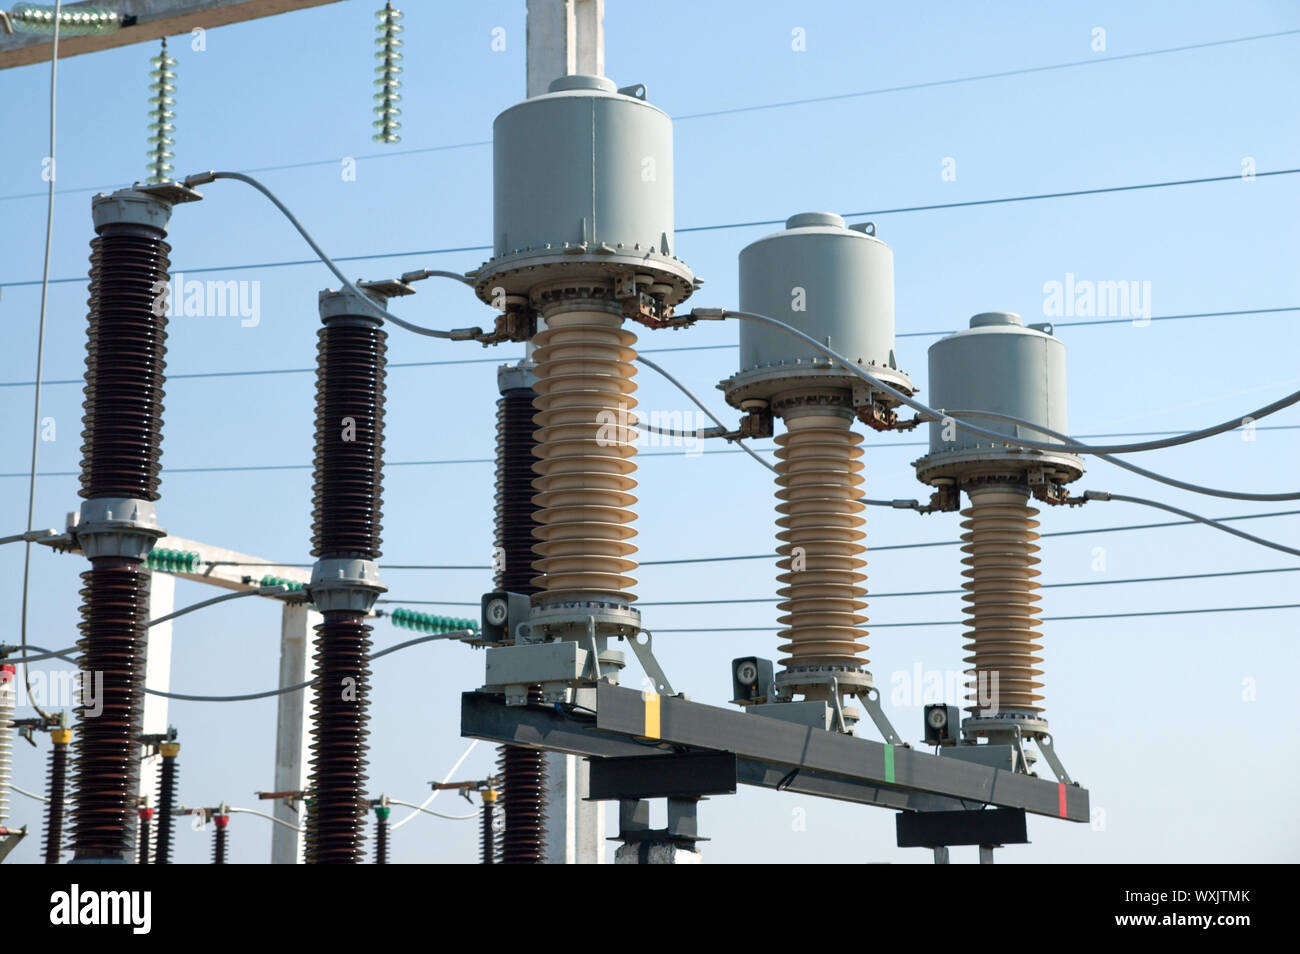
[459,691,1051,816]
[0,0,341,71]
[594,685,1089,822]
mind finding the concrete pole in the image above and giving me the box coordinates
[271,601,319,864]
[526,0,604,97]
[524,2,607,862]
[136,571,175,856]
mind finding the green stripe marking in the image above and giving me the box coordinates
[884,745,895,784]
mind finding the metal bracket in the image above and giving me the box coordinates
[0,827,27,863]
[626,629,675,696]
[1033,732,1073,785]
[856,687,904,745]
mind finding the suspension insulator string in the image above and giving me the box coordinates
[372,3,403,143]
[146,37,177,184]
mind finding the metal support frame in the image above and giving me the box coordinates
[138,572,174,831]
[0,0,343,71]
[461,685,1090,824]
[272,601,318,864]
[39,530,316,862]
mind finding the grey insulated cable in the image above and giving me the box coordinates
[1081,491,1300,558]
[634,354,774,472]
[949,409,1300,502]
[20,0,64,726]
[182,171,481,340]
[146,584,292,627]
[691,309,1300,457]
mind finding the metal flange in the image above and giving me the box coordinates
[74,498,165,560]
[308,557,386,613]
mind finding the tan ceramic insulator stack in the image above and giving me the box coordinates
[773,409,868,670]
[530,308,640,602]
[960,485,1044,716]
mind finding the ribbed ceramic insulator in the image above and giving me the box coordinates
[304,612,372,864]
[78,227,170,502]
[498,743,546,864]
[773,410,868,670]
[212,815,229,864]
[136,809,152,865]
[43,737,70,864]
[374,811,389,864]
[530,309,639,601]
[0,668,13,826]
[481,798,496,864]
[153,751,178,864]
[310,321,387,559]
[960,486,1044,716]
[495,386,542,595]
[71,559,151,861]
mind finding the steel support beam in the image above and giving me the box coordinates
[460,690,1076,817]
[593,685,1089,822]
[0,0,341,71]
[271,600,317,864]
[137,572,175,832]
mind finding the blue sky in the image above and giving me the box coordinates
[1,0,1298,863]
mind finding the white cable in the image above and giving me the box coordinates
[635,354,775,472]
[385,796,479,821]
[949,408,1300,501]
[1083,491,1300,558]
[10,784,48,803]
[146,584,291,627]
[183,171,483,340]
[225,805,301,832]
[19,0,62,726]
[390,739,478,831]
[693,308,1300,456]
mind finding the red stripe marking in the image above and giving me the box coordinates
[1058,782,1067,818]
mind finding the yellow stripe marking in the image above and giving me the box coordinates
[643,691,661,740]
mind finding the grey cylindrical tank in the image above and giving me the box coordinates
[915,312,1082,485]
[722,212,912,406]
[475,75,694,304]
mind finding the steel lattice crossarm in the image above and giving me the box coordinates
[0,0,341,71]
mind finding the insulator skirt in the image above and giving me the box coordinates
[498,742,546,864]
[153,753,178,864]
[495,387,542,595]
[530,310,639,600]
[960,486,1044,715]
[374,814,389,865]
[481,799,496,864]
[212,820,228,864]
[304,612,372,864]
[136,814,151,865]
[71,558,151,860]
[78,227,170,501]
[773,411,869,669]
[43,741,69,864]
[311,321,387,558]
[0,674,13,826]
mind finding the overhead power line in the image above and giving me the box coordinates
[3,306,1295,390]
[3,26,1297,205]
[4,169,1297,290]
[651,602,1300,632]
[3,424,1296,480]
[119,507,1293,572]
[379,565,1300,608]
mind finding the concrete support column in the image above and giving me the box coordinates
[271,600,319,864]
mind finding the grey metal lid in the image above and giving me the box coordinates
[785,211,845,230]
[548,74,618,94]
[969,312,1023,328]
